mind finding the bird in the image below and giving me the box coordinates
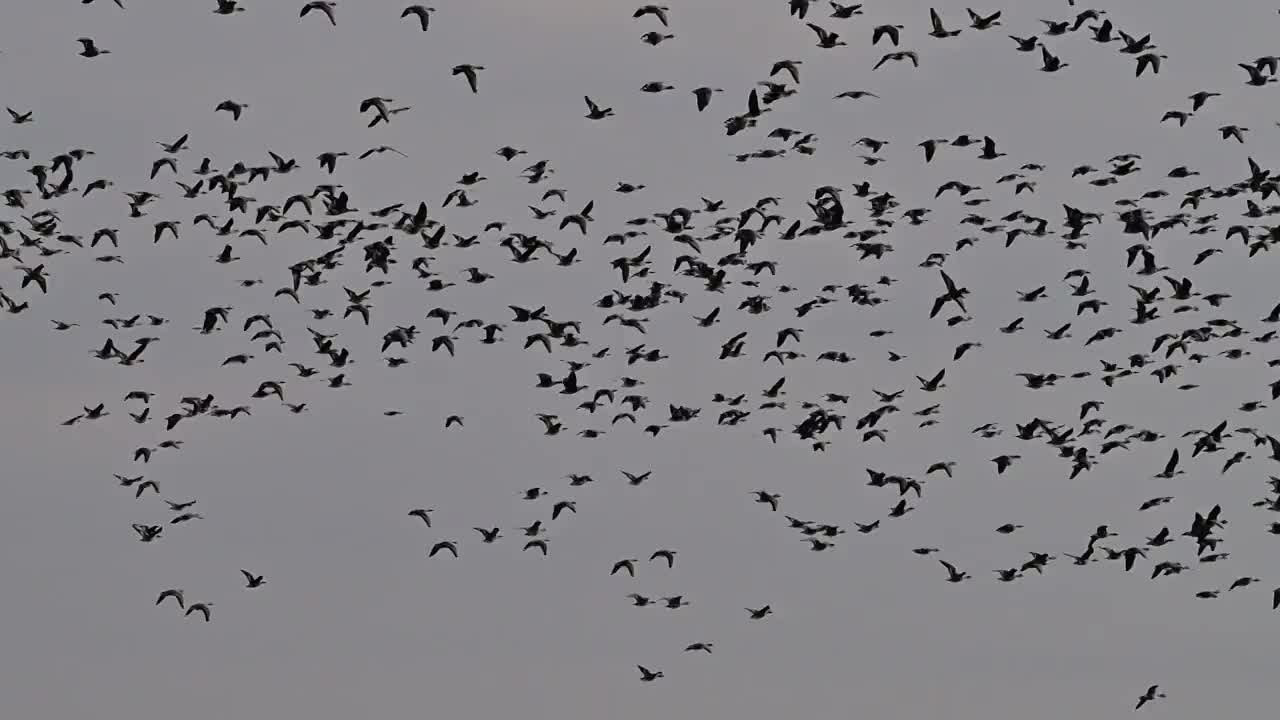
[928,8,961,38]
[76,38,110,58]
[692,86,723,112]
[184,603,213,622]
[155,589,184,608]
[967,9,1001,30]
[584,96,614,120]
[1135,53,1167,76]
[752,490,781,511]
[1039,45,1068,72]
[215,100,249,121]
[300,1,337,25]
[633,5,669,26]
[401,5,435,30]
[429,540,458,558]
[940,560,969,582]
[451,64,484,94]
[650,549,676,567]
[1135,685,1166,710]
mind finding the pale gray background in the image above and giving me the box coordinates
[1,0,1278,718]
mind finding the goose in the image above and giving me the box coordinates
[621,470,650,485]
[401,5,434,30]
[1240,63,1274,86]
[978,135,1005,159]
[584,96,614,120]
[1135,685,1165,710]
[1039,45,1068,72]
[917,368,946,392]
[806,24,845,48]
[692,86,722,111]
[752,490,781,511]
[155,589,184,608]
[871,24,903,45]
[451,64,484,93]
[1009,34,1038,51]
[926,461,956,477]
[185,602,213,622]
[300,1,337,25]
[1135,53,1167,76]
[429,540,458,558]
[77,38,110,58]
[1154,448,1183,478]
[632,5,669,25]
[873,50,918,70]
[940,560,969,582]
[640,31,674,46]
[830,2,861,18]
[967,9,1001,29]
[214,100,248,120]
[928,8,961,38]
[649,549,676,567]
[156,133,189,153]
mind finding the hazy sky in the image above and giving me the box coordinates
[3,1,1280,718]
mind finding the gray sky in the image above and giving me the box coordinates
[2,0,1279,718]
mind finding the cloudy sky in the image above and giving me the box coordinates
[2,0,1279,718]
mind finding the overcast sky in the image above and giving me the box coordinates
[3,1,1280,718]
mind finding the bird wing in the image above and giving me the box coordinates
[940,269,958,295]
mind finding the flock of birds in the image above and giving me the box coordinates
[11,0,1280,712]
